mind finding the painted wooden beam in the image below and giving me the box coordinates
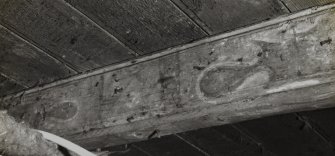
[1,4,335,149]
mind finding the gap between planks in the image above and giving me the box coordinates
[0,23,78,74]
[59,0,141,56]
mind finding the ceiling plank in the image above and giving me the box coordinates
[281,0,335,12]
[65,0,207,54]
[0,25,75,88]
[0,74,25,97]
[176,126,270,156]
[1,5,335,149]
[131,135,205,156]
[171,0,288,34]
[101,144,151,156]
[0,0,135,72]
[238,114,335,155]
[299,108,335,147]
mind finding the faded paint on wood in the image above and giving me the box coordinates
[172,0,287,34]
[0,75,24,97]
[0,25,75,88]
[1,8,335,148]
[0,0,135,71]
[282,0,335,12]
[66,0,207,53]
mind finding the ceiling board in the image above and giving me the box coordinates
[177,126,269,156]
[0,25,75,88]
[0,0,135,72]
[299,108,335,146]
[238,114,335,156]
[0,75,24,97]
[66,0,207,54]
[172,0,287,34]
[132,135,205,156]
[101,145,150,156]
[282,0,335,12]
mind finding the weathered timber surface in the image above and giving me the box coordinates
[66,0,207,53]
[1,7,335,149]
[0,75,25,97]
[0,0,135,71]
[172,0,287,34]
[0,25,75,88]
[282,0,335,12]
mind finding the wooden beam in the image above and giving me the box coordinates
[1,4,335,149]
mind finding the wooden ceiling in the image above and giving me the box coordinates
[0,1,335,156]
[103,107,335,156]
[0,0,333,97]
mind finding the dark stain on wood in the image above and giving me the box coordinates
[0,0,135,71]
[114,87,124,95]
[126,116,135,123]
[192,65,206,71]
[147,129,159,140]
[66,0,207,54]
[173,0,287,34]
[320,37,332,46]
[157,76,175,86]
[0,25,75,87]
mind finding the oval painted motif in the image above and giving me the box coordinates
[46,102,78,121]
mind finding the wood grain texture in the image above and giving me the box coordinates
[238,114,335,156]
[1,8,335,148]
[101,144,150,156]
[0,75,24,97]
[172,0,287,34]
[282,0,335,12]
[0,25,75,88]
[299,108,335,146]
[0,0,135,72]
[177,126,273,156]
[66,0,207,54]
[131,135,205,156]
